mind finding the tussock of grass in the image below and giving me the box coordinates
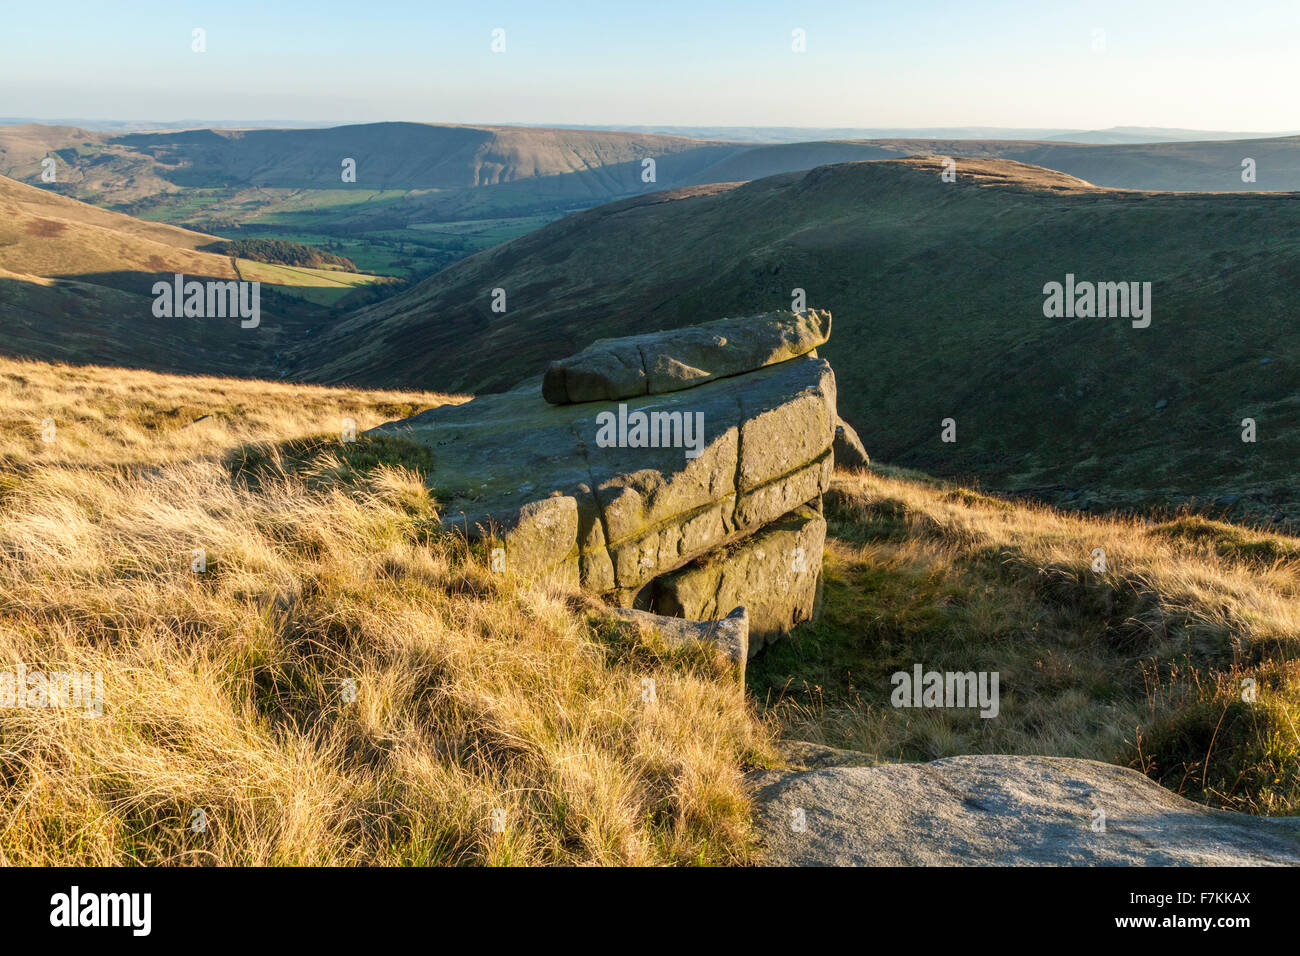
[0,358,774,865]
[752,467,1300,815]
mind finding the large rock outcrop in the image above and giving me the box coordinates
[373,310,840,658]
[751,751,1300,866]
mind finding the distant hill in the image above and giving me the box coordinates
[299,157,1300,523]
[556,124,1297,145]
[0,174,387,374]
[0,122,754,277]
[854,136,1300,191]
[6,122,1300,228]
[0,122,737,204]
[677,135,1300,193]
[1039,126,1300,144]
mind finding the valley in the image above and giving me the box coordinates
[295,156,1300,528]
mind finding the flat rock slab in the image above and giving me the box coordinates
[542,310,832,404]
[372,354,836,594]
[752,753,1300,866]
[646,504,826,655]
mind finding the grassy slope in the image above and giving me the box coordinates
[0,357,774,865]
[1,355,1296,867]
[305,158,1300,526]
[0,172,388,290]
[0,174,390,374]
[0,171,229,264]
[752,467,1300,815]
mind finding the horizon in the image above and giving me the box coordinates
[4,119,1298,148]
[3,0,1298,129]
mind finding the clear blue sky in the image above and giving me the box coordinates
[3,0,1297,129]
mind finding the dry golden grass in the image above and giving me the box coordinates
[11,351,1295,866]
[753,467,1300,815]
[0,355,462,471]
[0,357,774,865]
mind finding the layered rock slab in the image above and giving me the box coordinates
[372,354,837,596]
[542,310,832,404]
[645,504,826,656]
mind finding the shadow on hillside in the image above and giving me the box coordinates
[0,272,357,379]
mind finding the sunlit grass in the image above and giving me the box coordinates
[753,467,1300,815]
[0,357,775,865]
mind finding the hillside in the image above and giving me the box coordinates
[0,122,751,278]
[7,121,1298,289]
[3,355,1297,866]
[684,135,1300,192]
[0,122,728,196]
[112,123,734,190]
[0,174,389,374]
[756,467,1300,816]
[0,356,771,865]
[301,157,1300,525]
[0,121,743,226]
[0,172,229,269]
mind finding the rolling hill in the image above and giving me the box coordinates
[298,157,1300,525]
[6,120,1300,287]
[676,135,1300,193]
[0,174,388,374]
[0,122,742,220]
[7,121,1298,214]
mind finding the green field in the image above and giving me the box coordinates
[119,187,561,279]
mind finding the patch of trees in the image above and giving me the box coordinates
[215,238,357,271]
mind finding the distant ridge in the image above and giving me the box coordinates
[8,119,1293,144]
[526,124,1300,145]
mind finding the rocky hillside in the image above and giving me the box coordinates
[304,157,1300,525]
[4,348,1298,865]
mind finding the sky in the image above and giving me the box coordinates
[2,0,1298,131]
